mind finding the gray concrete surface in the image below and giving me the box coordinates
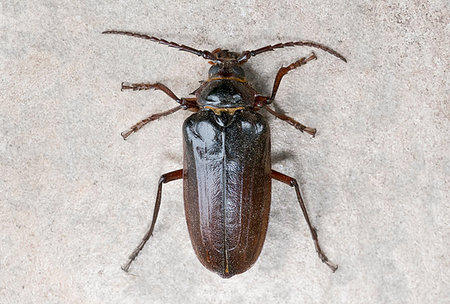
[1,1,449,303]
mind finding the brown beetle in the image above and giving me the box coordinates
[103,30,346,278]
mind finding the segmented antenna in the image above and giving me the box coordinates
[102,30,216,61]
[237,41,347,63]
[103,30,347,64]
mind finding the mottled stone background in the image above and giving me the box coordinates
[1,1,448,303]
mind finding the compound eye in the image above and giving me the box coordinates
[208,65,220,77]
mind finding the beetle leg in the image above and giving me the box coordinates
[121,82,180,99]
[253,53,317,136]
[122,169,183,272]
[121,105,183,140]
[121,82,198,108]
[265,106,316,137]
[268,53,317,102]
[271,170,338,272]
[120,82,198,139]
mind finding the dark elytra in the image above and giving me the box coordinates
[103,30,346,278]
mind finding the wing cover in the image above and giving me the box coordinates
[183,110,271,277]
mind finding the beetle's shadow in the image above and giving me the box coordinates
[271,150,296,164]
[244,63,292,117]
[244,65,297,165]
[244,64,270,96]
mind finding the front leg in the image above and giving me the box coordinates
[268,52,317,103]
[254,53,317,136]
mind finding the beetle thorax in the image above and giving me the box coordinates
[197,63,254,113]
[197,79,254,111]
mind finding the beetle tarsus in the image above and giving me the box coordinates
[120,82,182,102]
[121,129,133,140]
[314,241,338,272]
[324,258,338,273]
[265,106,316,137]
[304,127,317,137]
[120,105,183,139]
[320,253,338,272]
[121,260,132,272]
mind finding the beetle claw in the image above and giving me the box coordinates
[324,259,338,272]
[318,251,338,272]
[121,260,132,272]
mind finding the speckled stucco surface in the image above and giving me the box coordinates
[1,1,449,303]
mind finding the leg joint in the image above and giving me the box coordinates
[158,175,166,184]
[290,178,298,188]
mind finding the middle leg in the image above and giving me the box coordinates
[265,106,316,136]
[120,82,198,139]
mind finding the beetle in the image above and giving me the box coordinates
[103,30,346,278]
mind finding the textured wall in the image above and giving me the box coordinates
[1,1,448,303]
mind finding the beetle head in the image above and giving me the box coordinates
[208,62,246,80]
[207,49,246,79]
[197,49,251,112]
[211,48,240,62]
